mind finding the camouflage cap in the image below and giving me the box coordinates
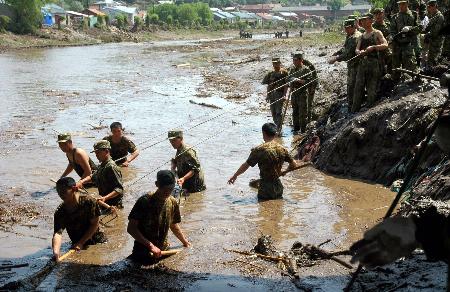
[57,133,72,143]
[91,140,111,152]
[372,7,384,14]
[344,19,355,27]
[292,51,304,59]
[359,13,373,19]
[427,0,437,5]
[347,14,358,20]
[168,129,183,140]
[397,0,408,3]
[272,57,281,63]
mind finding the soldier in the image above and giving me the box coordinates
[348,15,365,33]
[422,0,445,67]
[127,170,191,265]
[77,140,124,208]
[57,133,97,183]
[389,0,421,81]
[373,8,393,74]
[353,13,388,112]
[288,51,313,133]
[329,19,362,110]
[302,58,318,123]
[52,177,106,262]
[385,0,426,20]
[228,123,298,201]
[169,130,206,194]
[262,57,288,128]
[103,122,139,167]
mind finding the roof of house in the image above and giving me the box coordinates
[210,8,236,19]
[239,4,281,10]
[66,11,88,17]
[272,5,329,12]
[256,13,273,20]
[83,8,106,16]
[272,15,285,21]
[93,0,115,4]
[42,3,66,14]
[277,12,298,17]
[103,6,138,15]
[231,11,261,19]
[340,3,372,10]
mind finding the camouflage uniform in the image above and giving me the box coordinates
[303,59,318,122]
[262,69,288,127]
[423,10,445,66]
[353,31,382,112]
[390,9,420,80]
[442,8,450,58]
[246,140,294,200]
[54,195,107,244]
[288,64,312,133]
[91,157,124,207]
[373,21,393,74]
[173,144,206,193]
[336,30,362,108]
[103,135,137,165]
[128,192,181,264]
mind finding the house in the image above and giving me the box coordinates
[276,12,299,22]
[210,8,237,23]
[66,11,90,27]
[82,8,106,17]
[231,11,261,25]
[239,4,282,14]
[41,3,66,26]
[271,2,371,20]
[102,6,138,25]
[89,0,116,11]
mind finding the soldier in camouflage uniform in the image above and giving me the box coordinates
[422,0,445,66]
[439,1,450,58]
[302,58,318,123]
[127,170,190,265]
[77,140,124,208]
[329,19,362,110]
[288,52,313,133]
[353,13,388,112]
[228,123,298,201]
[103,122,139,167]
[169,130,206,194]
[52,177,106,262]
[262,57,288,128]
[372,8,393,74]
[348,15,365,33]
[389,0,421,81]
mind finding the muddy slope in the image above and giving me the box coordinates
[314,82,447,183]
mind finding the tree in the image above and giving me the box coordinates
[195,2,212,25]
[0,15,10,33]
[177,4,197,26]
[5,0,47,34]
[327,0,349,20]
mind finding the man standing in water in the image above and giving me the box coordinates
[127,170,191,265]
[58,133,97,184]
[262,57,288,129]
[103,122,139,167]
[228,123,298,201]
[52,177,106,262]
[76,140,124,208]
[169,130,206,194]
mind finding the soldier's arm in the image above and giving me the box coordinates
[75,149,93,179]
[127,219,162,258]
[124,139,139,166]
[374,30,388,50]
[355,36,363,55]
[73,216,100,250]
[170,224,191,247]
[262,72,271,85]
[60,163,74,178]
[100,167,123,201]
[52,212,65,262]
[228,162,250,184]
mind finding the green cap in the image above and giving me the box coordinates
[347,14,358,20]
[57,133,72,143]
[344,19,355,27]
[427,0,437,5]
[372,7,384,14]
[272,57,281,63]
[292,51,303,59]
[168,129,183,140]
[359,13,373,19]
[91,140,111,152]
[397,0,408,3]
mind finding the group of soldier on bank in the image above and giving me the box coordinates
[329,0,448,112]
[52,124,205,264]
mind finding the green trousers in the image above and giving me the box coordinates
[291,94,308,132]
[258,178,284,200]
[392,44,417,81]
[347,64,358,109]
[268,91,285,128]
[352,57,380,112]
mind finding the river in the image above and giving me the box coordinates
[0,39,394,290]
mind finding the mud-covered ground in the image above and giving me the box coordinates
[1,31,448,291]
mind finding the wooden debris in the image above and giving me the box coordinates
[189,100,222,109]
[0,263,29,270]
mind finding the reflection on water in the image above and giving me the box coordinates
[0,42,393,282]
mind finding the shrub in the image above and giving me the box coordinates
[0,15,10,33]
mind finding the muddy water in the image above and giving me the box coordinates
[0,40,394,289]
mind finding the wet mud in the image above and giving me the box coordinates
[0,33,445,290]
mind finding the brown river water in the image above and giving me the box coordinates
[0,39,394,290]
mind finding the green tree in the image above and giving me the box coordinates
[195,2,212,25]
[0,15,10,33]
[327,0,349,20]
[177,3,197,26]
[5,0,47,34]
[152,3,178,23]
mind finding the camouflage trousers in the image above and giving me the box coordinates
[258,178,284,200]
[347,64,358,109]
[443,36,450,58]
[307,86,316,122]
[392,44,417,81]
[427,39,444,66]
[291,93,308,132]
[268,91,285,128]
[352,57,380,113]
